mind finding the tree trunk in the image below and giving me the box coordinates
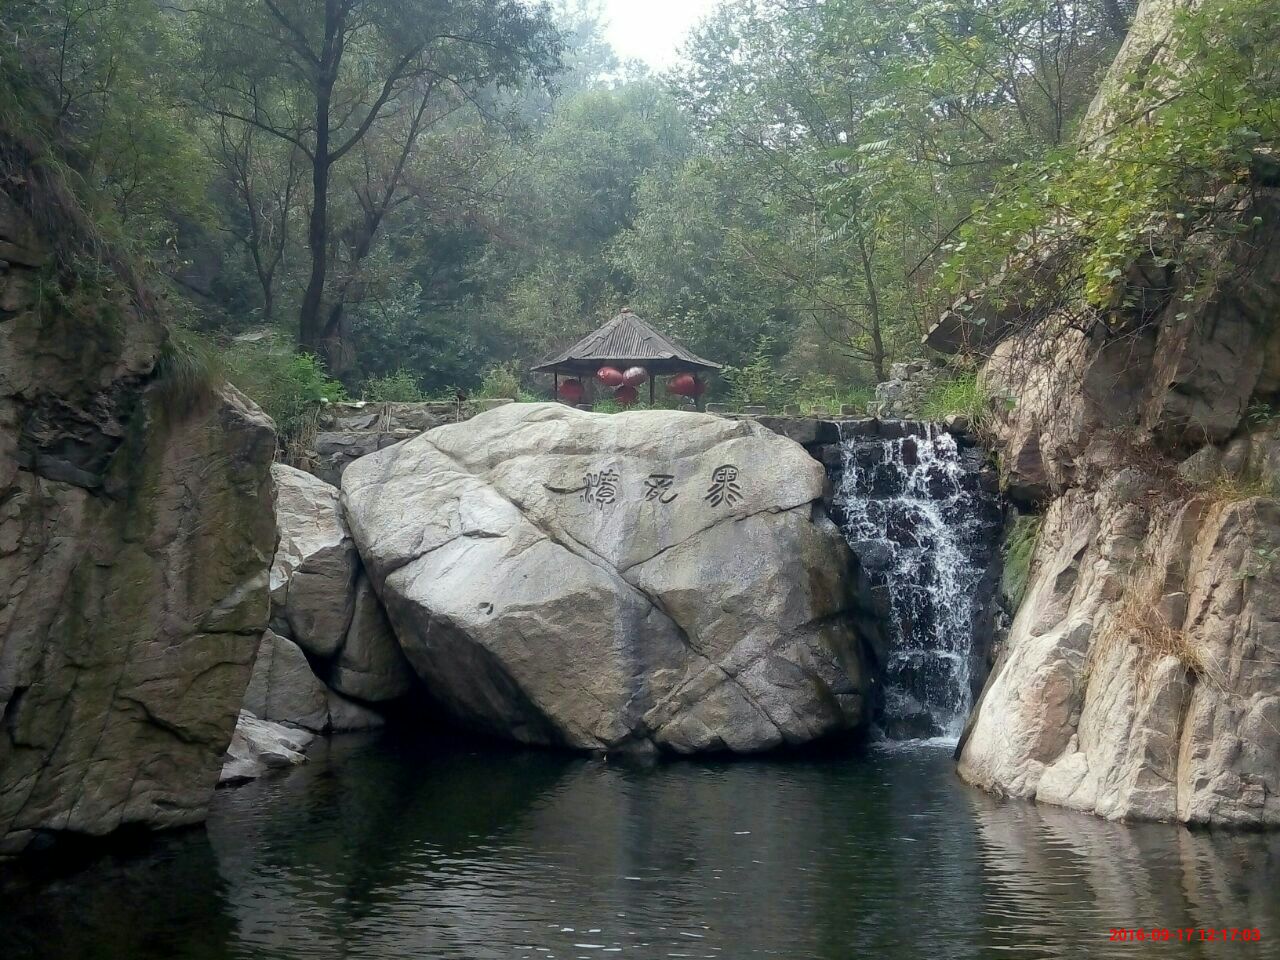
[299,10,337,357]
[857,233,887,382]
[299,145,330,355]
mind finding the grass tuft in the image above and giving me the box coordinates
[920,372,990,422]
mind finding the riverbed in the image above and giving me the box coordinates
[3,733,1277,959]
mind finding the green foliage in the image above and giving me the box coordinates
[1247,400,1278,426]
[361,370,425,403]
[788,374,874,416]
[920,373,989,422]
[4,0,1207,419]
[943,0,1280,309]
[721,337,789,410]
[475,362,527,401]
[0,0,213,255]
[154,326,223,416]
[222,338,348,440]
[1001,515,1043,609]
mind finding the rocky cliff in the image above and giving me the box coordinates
[956,0,1280,825]
[0,155,276,857]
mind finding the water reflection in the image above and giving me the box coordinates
[2,734,1276,959]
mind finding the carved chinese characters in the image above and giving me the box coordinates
[705,465,742,507]
[571,465,742,510]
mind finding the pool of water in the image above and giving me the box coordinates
[3,733,1277,959]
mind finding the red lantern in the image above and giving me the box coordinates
[622,365,649,386]
[597,366,625,386]
[558,378,585,403]
[667,373,696,396]
[615,384,639,406]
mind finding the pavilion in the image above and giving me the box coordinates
[531,308,720,407]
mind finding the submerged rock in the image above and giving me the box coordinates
[220,712,314,786]
[342,402,868,754]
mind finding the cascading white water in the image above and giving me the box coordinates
[834,424,992,740]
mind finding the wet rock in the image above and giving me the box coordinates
[219,712,313,786]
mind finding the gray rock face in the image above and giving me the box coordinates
[957,0,1280,826]
[342,403,868,754]
[270,463,359,658]
[0,176,277,856]
[329,573,415,703]
[0,383,275,859]
[219,712,314,786]
[243,629,388,733]
[243,630,331,732]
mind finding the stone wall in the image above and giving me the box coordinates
[294,399,514,486]
[867,361,944,419]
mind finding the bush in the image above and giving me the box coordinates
[475,361,526,400]
[154,325,222,417]
[361,369,425,403]
[222,336,348,442]
[721,336,787,410]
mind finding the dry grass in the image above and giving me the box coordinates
[1195,469,1275,503]
[1088,531,1215,685]
[1109,586,1210,680]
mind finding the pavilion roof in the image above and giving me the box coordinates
[531,308,721,376]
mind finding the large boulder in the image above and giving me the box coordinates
[341,403,868,754]
[270,463,359,657]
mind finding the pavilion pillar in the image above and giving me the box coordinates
[649,378,655,407]
[554,372,559,404]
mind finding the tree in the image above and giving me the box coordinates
[192,0,560,369]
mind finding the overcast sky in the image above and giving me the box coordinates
[600,0,721,69]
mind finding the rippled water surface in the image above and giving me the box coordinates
[4,734,1278,959]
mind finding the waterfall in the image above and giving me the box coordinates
[832,422,999,741]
